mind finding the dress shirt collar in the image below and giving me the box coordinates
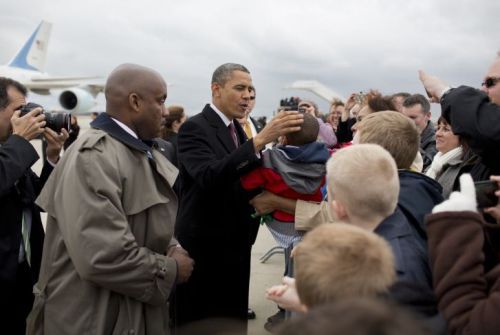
[210,103,233,127]
[109,117,138,139]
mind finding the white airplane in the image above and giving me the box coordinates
[0,20,104,114]
[286,80,346,103]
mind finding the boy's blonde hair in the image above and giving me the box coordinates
[326,144,399,222]
[356,111,419,169]
[294,224,396,308]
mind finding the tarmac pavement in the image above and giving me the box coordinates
[248,227,285,335]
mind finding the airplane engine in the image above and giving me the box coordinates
[59,88,95,114]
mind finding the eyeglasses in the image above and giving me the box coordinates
[481,77,500,88]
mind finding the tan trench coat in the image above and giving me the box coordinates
[27,129,179,335]
[294,199,334,231]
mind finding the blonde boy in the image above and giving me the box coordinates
[326,144,399,230]
[266,223,395,312]
[294,224,396,309]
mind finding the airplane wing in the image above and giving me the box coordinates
[286,80,345,103]
[24,76,104,96]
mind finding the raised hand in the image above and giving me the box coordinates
[418,70,450,103]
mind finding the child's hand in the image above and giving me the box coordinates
[266,284,288,298]
[265,277,307,313]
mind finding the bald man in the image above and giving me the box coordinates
[26,64,194,335]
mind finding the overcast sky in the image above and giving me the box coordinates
[1,0,499,118]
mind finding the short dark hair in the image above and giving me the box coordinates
[437,116,469,154]
[286,113,319,146]
[165,105,185,129]
[391,92,411,100]
[0,77,27,110]
[402,94,430,114]
[368,95,396,112]
[211,63,250,86]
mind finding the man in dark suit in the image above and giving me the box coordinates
[0,77,67,334]
[173,63,303,330]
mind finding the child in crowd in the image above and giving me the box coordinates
[266,222,396,314]
[241,113,329,249]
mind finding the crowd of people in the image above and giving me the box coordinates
[0,52,499,335]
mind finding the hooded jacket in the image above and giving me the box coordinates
[241,142,329,222]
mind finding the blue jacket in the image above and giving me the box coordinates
[375,208,432,288]
[398,170,444,239]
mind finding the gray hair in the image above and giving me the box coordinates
[402,94,430,114]
[211,63,250,86]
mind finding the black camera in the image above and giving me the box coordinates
[19,102,70,132]
[279,97,302,112]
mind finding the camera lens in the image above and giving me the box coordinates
[45,112,70,132]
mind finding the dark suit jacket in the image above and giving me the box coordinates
[249,116,263,134]
[173,104,261,325]
[0,135,51,292]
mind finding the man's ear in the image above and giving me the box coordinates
[129,93,141,113]
[331,199,348,220]
[211,82,221,98]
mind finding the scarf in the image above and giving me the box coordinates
[425,146,463,179]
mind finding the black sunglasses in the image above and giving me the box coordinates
[481,76,500,88]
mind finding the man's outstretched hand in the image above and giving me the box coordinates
[253,111,303,152]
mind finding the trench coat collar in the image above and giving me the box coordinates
[91,113,152,154]
[91,113,178,187]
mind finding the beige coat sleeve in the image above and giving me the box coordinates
[294,200,335,231]
[44,143,177,306]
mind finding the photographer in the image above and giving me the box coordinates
[0,77,68,334]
